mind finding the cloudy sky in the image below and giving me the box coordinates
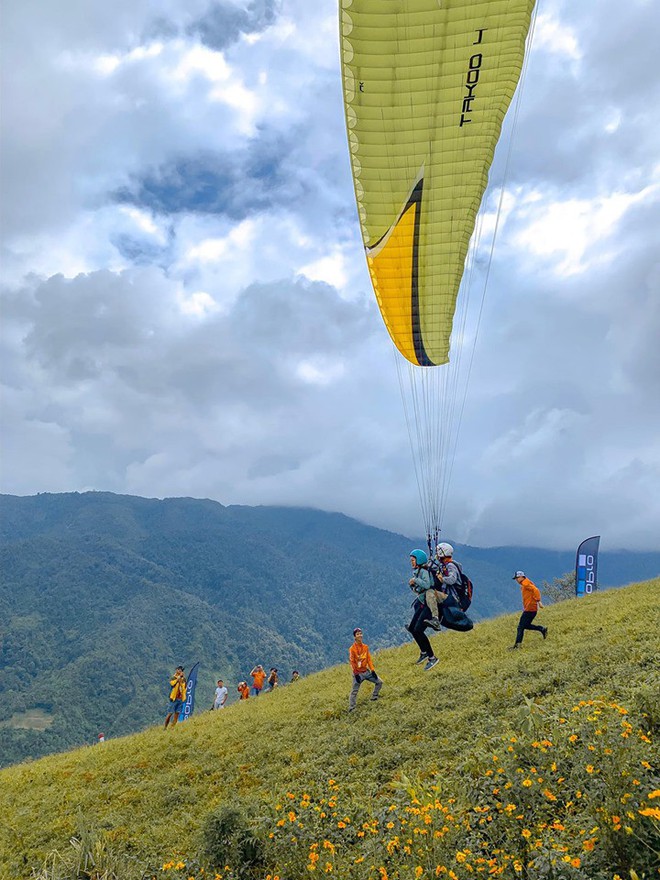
[1,0,659,550]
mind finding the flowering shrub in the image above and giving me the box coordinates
[153,700,657,880]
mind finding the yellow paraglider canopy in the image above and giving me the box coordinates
[340,0,536,366]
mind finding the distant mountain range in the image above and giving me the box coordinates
[1,491,658,767]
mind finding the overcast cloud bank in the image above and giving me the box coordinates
[1,0,659,549]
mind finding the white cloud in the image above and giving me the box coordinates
[513,183,659,276]
[1,0,659,550]
[534,12,581,60]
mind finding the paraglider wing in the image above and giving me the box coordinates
[340,0,536,366]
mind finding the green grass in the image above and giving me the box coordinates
[2,581,659,879]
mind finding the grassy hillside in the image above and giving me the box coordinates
[2,581,659,880]
[1,491,525,768]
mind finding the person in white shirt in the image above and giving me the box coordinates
[212,679,228,710]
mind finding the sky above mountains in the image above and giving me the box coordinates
[1,0,659,549]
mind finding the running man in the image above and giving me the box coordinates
[510,571,548,649]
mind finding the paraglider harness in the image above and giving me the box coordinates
[432,559,473,612]
[424,558,474,632]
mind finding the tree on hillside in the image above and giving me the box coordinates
[542,571,576,603]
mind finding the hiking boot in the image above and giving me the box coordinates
[424,657,439,671]
[415,652,429,664]
[542,626,548,640]
[427,617,441,630]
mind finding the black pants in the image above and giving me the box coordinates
[515,610,544,644]
[409,600,435,658]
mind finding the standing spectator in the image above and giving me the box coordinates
[164,665,187,729]
[348,627,383,712]
[237,681,250,700]
[250,665,266,696]
[212,679,228,710]
[266,668,279,691]
[509,571,548,649]
[290,670,300,683]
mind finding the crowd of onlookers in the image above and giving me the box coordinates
[215,665,301,708]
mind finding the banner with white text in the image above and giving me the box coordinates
[575,536,600,596]
[179,661,200,722]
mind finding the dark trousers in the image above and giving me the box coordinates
[409,600,435,658]
[515,610,544,644]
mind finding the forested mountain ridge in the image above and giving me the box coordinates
[1,491,658,769]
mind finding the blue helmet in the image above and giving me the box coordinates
[410,549,428,566]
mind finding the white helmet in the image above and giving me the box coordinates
[436,542,454,558]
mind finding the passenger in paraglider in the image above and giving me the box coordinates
[407,550,440,671]
[426,542,461,630]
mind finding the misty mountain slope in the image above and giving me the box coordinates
[1,491,658,769]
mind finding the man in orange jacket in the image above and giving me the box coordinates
[510,571,548,649]
[349,627,383,711]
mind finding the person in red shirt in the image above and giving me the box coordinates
[348,627,383,711]
[510,571,548,649]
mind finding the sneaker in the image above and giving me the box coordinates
[424,657,439,671]
[427,617,441,630]
[370,694,380,701]
[507,644,519,651]
[415,652,429,665]
[542,626,548,640]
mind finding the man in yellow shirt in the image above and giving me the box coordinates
[164,665,187,728]
[349,627,383,711]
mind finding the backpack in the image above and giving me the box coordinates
[433,560,473,611]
